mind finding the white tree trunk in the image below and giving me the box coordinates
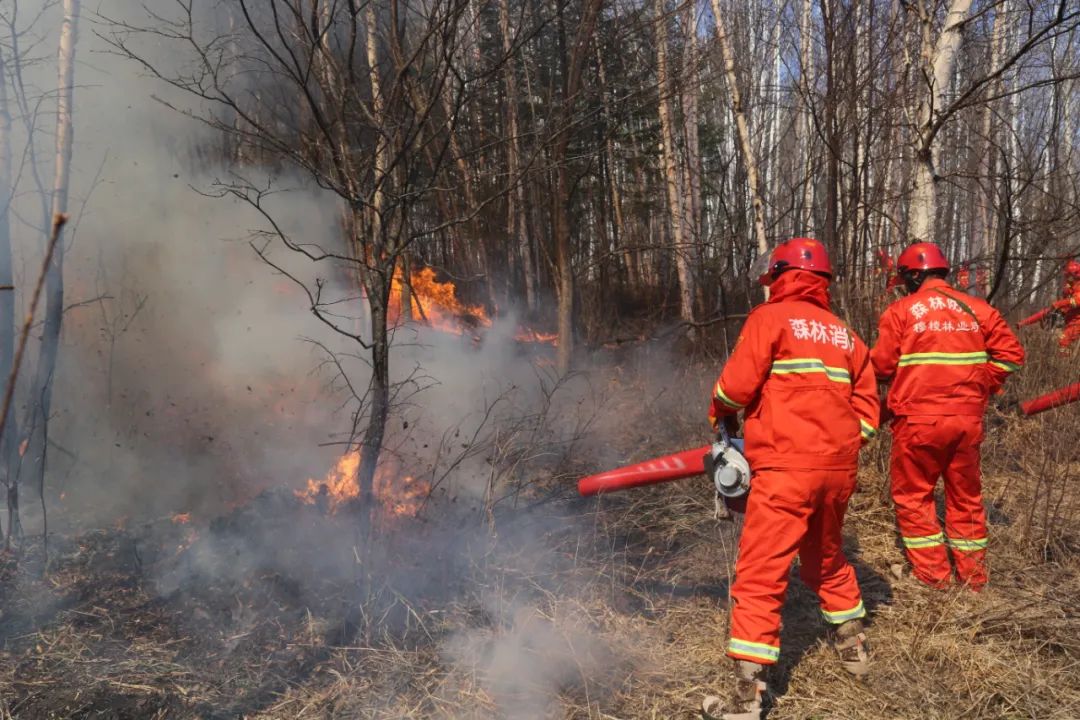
[0,49,16,480]
[655,0,694,326]
[909,0,973,244]
[972,2,1006,266]
[682,0,701,255]
[710,0,769,257]
[798,0,815,231]
[23,0,80,536]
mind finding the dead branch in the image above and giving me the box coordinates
[0,213,64,453]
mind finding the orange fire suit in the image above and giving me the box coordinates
[709,271,879,665]
[872,277,1024,589]
[1053,278,1080,350]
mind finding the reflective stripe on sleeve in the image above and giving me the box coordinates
[947,536,988,552]
[989,359,1021,373]
[897,351,988,367]
[902,532,945,549]
[727,638,781,663]
[714,381,744,409]
[821,600,866,625]
[770,358,851,384]
[860,419,877,440]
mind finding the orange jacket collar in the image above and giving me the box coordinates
[917,277,953,293]
[768,270,831,309]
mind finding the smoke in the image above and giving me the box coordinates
[440,598,613,719]
[0,1,714,715]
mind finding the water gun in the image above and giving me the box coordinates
[578,429,749,498]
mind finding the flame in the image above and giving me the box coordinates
[295,450,428,517]
[389,267,491,334]
[513,327,559,345]
[387,265,556,345]
[171,512,191,525]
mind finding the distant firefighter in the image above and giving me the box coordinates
[1056,259,1080,351]
[1019,259,1080,351]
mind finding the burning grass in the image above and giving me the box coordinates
[294,449,429,516]
[1,348,1078,718]
[388,265,557,345]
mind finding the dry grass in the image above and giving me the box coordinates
[1,344,1078,719]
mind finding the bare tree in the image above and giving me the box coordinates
[0,34,16,498]
[710,0,768,259]
[108,0,521,526]
[907,0,1079,246]
[549,0,604,373]
[655,0,694,328]
[15,0,79,542]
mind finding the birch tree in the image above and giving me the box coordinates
[19,0,79,538]
[908,0,972,244]
[655,0,695,327]
[908,0,1078,246]
[710,0,768,257]
[109,0,519,526]
[0,47,16,497]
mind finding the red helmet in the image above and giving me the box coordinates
[1066,259,1080,280]
[757,237,832,286]
[897,242,950,274]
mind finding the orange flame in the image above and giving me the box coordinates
[171,512,191,525]
[389,267,491,334]
[387,266,556,345]
[513,327,559,345]
[295,450,428,517]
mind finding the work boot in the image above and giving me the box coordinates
[701,660,766,720]
[832,619,870,677]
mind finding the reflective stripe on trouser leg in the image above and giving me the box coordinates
[795,468,866,626]
[890,417,951,587]
[821,600,866,624]
[726,638,780,663]
[727,470,815,665]
[941,416,988,587]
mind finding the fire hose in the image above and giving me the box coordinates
[1020,381,1080,416]
[578,377,1079,495]
[578,428,750,499]
[1018,307,1054,328]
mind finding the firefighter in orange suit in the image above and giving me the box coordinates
[702,238,878,720]
[1054,259,1080,351]
[871,243,1024,591]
